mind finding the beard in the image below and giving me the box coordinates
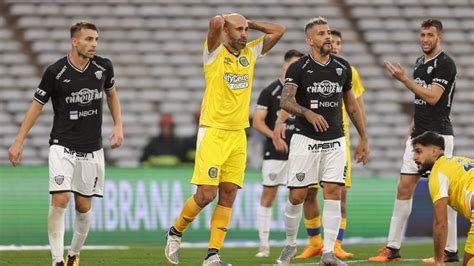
[318,45,332,56]
[417,161,434,175]
[230,39,246,51]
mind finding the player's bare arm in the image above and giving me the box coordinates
[272,109,290,154]
[280,83,329,132]
[206,15,226,53]
[8,100,44,166]
[105,87,123,149]
[247,20,285,55]
[343,89,370,164]
[356,96,367,126]
[432,197,449,265]
[253,109,272,138]
[384,60,443,106]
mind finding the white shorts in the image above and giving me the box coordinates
[287,134,346,188]
[400,135,454,175]
[49,145,105,197]
[262,159,288,186]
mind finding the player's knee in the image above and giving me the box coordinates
[196,192,216,206]
[289,193,305,205]
[51,192,70,208]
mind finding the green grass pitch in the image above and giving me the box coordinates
[0,242,465,265]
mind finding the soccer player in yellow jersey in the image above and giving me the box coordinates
[411,131,474,266]
[164,13,285,265]
[293,29,366,260]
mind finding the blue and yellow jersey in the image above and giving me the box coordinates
[429,155,474,219]
[200,36,265,130]
[342,66,365,135]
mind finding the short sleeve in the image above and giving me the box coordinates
[342,62,352,92]
[428,165,449,203]
[351,66,365,97]
[247,35,265,61]
[104,59,115,90]
[34,67,55,105]
[284,60,302,88]
[432,59,456,91]
[203,39,222,65]
[256,88,271,110]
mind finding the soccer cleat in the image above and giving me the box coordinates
[276,245,297,265]
[334,245,354,259]
[421,249,459,263]
[165,230,182,264]
[320,251,347,266]
[368,246,401,262]
[255,246,270,257]
[202,254,232,266]
[294,243,323,259]
[65,255,79,266]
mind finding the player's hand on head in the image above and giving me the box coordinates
[272,123,288,154]
[354,139,370,165]
[8,141,23,167]
[304,111,328,132]
[108,126,123,149]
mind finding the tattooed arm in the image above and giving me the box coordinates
[280,83,328,132]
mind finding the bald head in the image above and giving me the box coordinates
[223,13,249,52]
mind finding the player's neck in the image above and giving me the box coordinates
[223,43,240,56]
[424,47,442,62]
[68,51,91,71]
[310,50,330,65]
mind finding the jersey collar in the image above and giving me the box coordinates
[67,54,92,73]
[309,53,332,67]
[423,50,443,64]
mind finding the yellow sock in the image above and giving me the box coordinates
[335,217,347,247]
[304,216,322,247]
[173,196,203,233]
[209,205,232,250]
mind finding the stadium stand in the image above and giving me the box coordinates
[0,0,472,176]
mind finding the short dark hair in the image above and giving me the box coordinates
[330,29,342,39]
[421,18,443,33]
[304,16,328,35]
[412,131,445,150]
[70,21,98,38]
[284,49,304,61]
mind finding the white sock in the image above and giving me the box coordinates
[48,206,66,263]
[284,201,303,246]
[69,209,92,256]
[322,200,341,253]
[257,205,272,248]
[446,205,458,252]
[387,199,412,249]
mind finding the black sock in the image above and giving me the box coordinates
[168,226,182,237]
[205,248,219,260]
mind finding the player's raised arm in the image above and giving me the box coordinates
[8,100,44,166]
[206,15,226,53]
[384,60,444,106]
[247,20,285,55]
[343,89,370,164]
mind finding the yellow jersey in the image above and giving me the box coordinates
[429,155,474,219]
[342,66,365,134]
[200,36,265,130]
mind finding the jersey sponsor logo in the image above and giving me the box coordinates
[224,73,249,90]
[66,88,103,106]
[56,66,67,80]
[433,78,448,86]
[63,79,71,83]
[310,99,339,109]
[414,98,427,105]
[208,166,219,179]
[95,70,103,80]
[295,172,305,182]
[35,88,46,96]
[306,80,342,98]
[238,55,249,68]
[308,140,341,153]
[63,147,92,158]
[69,109,98,120]
[414,77,431,89]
